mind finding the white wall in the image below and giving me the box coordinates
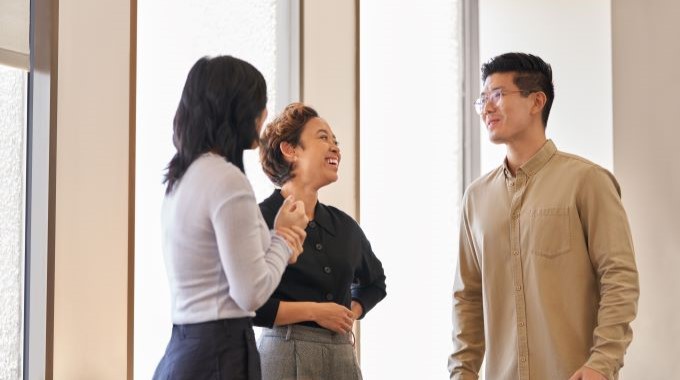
[612,1,680,377]
[359,2,463,378]
[479,0,613,173]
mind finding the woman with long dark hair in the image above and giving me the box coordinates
[254,103,387,379]
[153,56,308,380]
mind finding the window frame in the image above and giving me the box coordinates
[24,0,57,378]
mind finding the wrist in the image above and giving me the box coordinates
[306,302,319,322]
[351,300,364,318]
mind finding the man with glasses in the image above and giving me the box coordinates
[448,53,639,380]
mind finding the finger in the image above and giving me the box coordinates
[284,230,302,250]
[331,320,350,334]
[293,201,308,219]
[342,321,352,333]
[290,225,307,240]
[276,229,298,250]
[291,238,303,254]
[282,195,295,209]
[276,228,293,241]
[289,199,305,214]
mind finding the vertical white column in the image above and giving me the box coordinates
[360,2,463,378]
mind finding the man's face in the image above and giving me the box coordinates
[480,72,536,145]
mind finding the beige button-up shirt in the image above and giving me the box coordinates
[449,140,639,380]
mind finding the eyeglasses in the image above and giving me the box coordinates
[473,89,530,115]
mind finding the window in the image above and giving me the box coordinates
[134,1,299,377]
[0,64,28,379]
[359,2,463,378]
[478,0,613,172]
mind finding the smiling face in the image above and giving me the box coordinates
[481,72,541,145]
[289,117,341,190]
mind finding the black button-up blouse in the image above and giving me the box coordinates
[253,189,387,329]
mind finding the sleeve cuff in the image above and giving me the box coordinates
[253,298,281,328]
[585,352,620,380]
[270,230,293,258]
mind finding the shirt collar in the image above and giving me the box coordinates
[503,139,557,178]
[270,189,337,236]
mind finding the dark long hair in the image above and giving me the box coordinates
[164,55,267,194]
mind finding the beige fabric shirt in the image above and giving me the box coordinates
[449,140,639,380]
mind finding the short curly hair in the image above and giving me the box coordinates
[260,102,319,186]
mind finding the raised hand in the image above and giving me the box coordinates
[276,225,306,264]
[274,195,309,231]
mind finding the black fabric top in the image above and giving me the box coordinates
[253,189,387,329]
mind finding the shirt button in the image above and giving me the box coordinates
[323,266,332,274]
[519,322,525,327]
[308,221,317,229]
[325,293,334,301]
[509,182,515,186]
[315,243,323,251]
[515,285,522,291]
[512,250,519,256]
[520,356,527,363]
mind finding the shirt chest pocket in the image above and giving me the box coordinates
[525,208,571,258]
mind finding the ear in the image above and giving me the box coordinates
[280,141,297,163]
[531,91,547,116]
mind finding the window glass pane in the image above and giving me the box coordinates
[0,64,27,380]
[135,1,288,378]
[359,2,463,378]
[478,0,612,173]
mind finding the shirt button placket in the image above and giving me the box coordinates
[510,179,529,379]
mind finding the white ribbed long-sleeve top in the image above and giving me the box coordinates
[161,153,291,324]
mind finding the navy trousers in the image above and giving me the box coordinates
[153,317,261,380]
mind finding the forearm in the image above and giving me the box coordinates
[450,294,485,375]
[586,256,639,377]
[579,167,640,377]
[273,301,317,326]
[450,206,485,376]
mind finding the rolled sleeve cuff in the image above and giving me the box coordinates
[351,287,386,319]
[253,298,281,328]
[585,352,620,380]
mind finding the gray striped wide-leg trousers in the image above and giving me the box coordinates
[258,324,362,380]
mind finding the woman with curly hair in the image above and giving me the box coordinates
[255,102,387,380]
